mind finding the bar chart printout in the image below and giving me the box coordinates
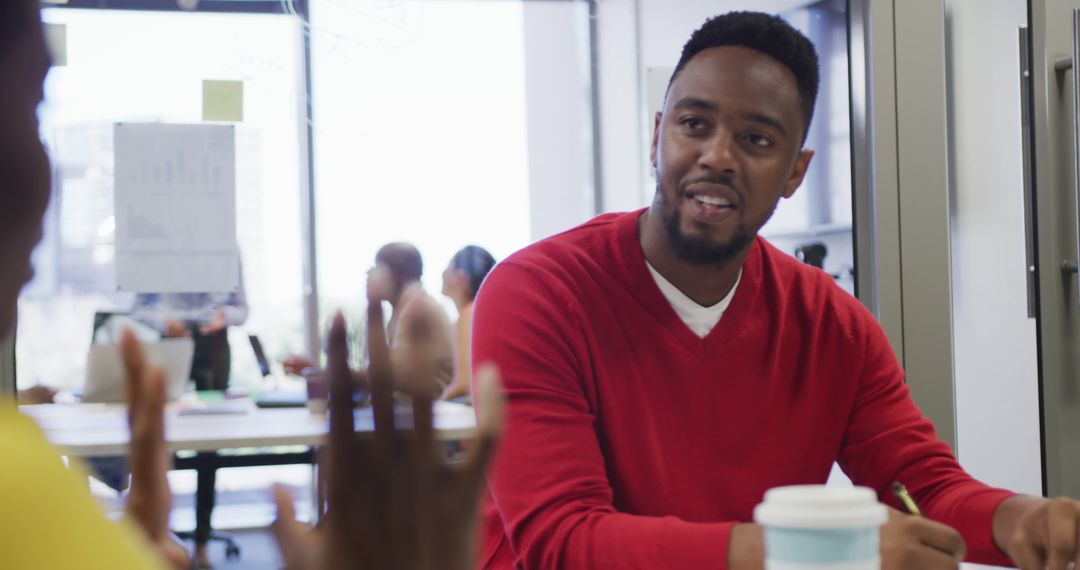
[114,123,240,293]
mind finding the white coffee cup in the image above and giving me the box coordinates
[753,485,888,570]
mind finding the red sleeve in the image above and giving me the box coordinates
[472,262,735,569]
[838,309,1015,566]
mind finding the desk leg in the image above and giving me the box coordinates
[311,446,325,524]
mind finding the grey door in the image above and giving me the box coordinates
[1028,0,1080,497]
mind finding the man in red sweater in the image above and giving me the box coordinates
[471,11,1080,570]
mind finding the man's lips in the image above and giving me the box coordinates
[684,181,738,201]
[682,182,739,212]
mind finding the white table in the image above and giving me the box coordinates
[21,400,478,457]
[24,400,478,525]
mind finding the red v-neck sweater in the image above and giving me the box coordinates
[471,210,1014,569]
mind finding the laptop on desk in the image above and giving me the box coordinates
[249,335,307,408]
[83,338,195,403]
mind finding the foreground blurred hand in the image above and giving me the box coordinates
[119,329,190,569]
[271,299,505,570]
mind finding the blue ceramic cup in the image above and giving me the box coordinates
[753,485,888,570]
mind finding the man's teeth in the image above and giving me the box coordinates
[692,194,731,207]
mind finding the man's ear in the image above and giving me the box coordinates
[650,112,662,169]
[782,148,815,199]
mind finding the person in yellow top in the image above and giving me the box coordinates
[439,246,497,402]
[0,332,184,569]
[0,2,187,568]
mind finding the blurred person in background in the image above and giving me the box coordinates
[284,242,454,399]
[439,245,497,403]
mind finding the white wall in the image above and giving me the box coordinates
[594,0,648,212]
[945,0,1042,496]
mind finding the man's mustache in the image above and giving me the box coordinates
[678,174,738,194]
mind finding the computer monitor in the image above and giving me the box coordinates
[248,334,271,378]
[83,338,194,403]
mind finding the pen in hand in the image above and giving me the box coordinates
[891,482,923,517]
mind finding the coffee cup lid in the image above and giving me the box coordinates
[753,485,888,529]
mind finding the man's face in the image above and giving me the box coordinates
[367,264,395,302]
[0,10,51,336]
[650,46,813,265]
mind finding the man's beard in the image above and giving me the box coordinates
[657,182,760,266]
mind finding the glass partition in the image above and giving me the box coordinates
[18,8,307,391]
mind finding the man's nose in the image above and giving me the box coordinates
[698,132,738,174]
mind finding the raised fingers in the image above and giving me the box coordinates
[366,299,396,452]
[325,313,356,506]
[120,328,147,423]
[125,364,171,541]
[462,363,505,489]
[271,484,320,570]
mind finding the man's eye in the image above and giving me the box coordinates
[680,117,705,130]
[744,133,772,147]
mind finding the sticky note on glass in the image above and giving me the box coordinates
[44,23,66,67]
[202,80,244,122]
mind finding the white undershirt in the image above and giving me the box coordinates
[645,261,741,338]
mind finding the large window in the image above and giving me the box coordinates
[18,0,599,386]
[308,0,595,330]
[19,8,307,390]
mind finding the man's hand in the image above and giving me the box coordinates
[727,509,965,570]
[162,319,190,338]
[880,508,965,569]
[270,302,505,570]
[366,266,395,302]
[282,354,318,376]
[120,329,189,569]
[727,523,765,569]
[18,384,55,404]
[995,494,1080,569]
[199,308,227,335]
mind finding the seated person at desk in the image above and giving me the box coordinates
[285,242,454,399]
[131,277,248,568]
[0,2,186,567]
[472,11,1080,570]
[439,245,497,402]
[130,269,248,392]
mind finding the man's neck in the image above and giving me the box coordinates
[638,208,748,307]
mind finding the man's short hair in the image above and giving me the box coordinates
[375,242,423,286]
[670,11,820,141]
